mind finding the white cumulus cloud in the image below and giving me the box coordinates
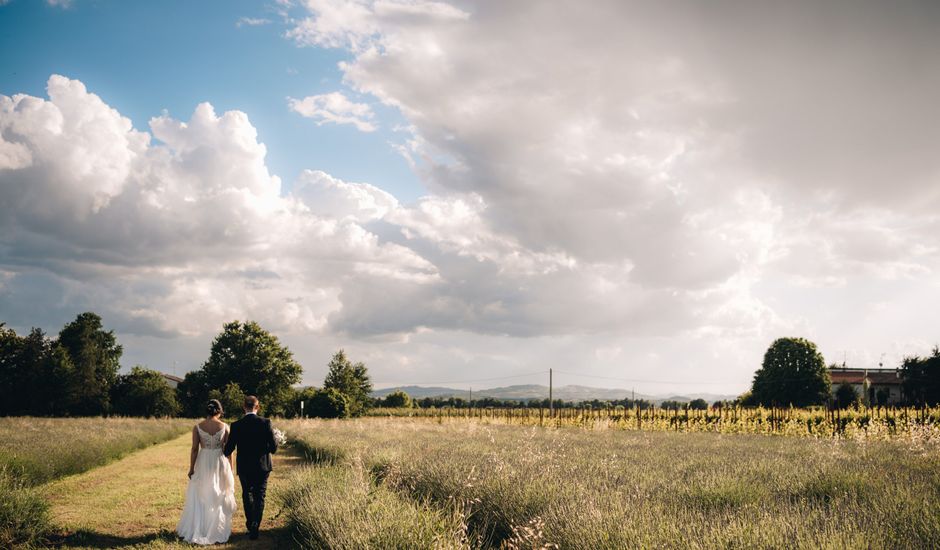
[288,91,376,132]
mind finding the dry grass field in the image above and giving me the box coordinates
[3,416,939,549]
[281,417,940,549]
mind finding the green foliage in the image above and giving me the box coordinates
[183,321,303,417]
[751,337,831,407]
[323,350,372,417]
[208,382,246,419]
[382,390,412,408]
[901,347,940,405]
[308,388,349,419]
[285,386,320,418]
[0,325,73,416]
[875,387,890,407]
[834,383,860,409]
[57,312,123,415]
[1,316,123,417]
[689,398,708,410]
[0,468,50,548]
[176,369,209,418]
[736,390,756,407]
[111,366,181,417]
[219,381,246,418]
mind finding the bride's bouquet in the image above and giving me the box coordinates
[272,427,287,446]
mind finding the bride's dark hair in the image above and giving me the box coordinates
[206,399,223,417]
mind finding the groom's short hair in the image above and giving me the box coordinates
[244,395,259,410]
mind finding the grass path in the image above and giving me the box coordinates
[45,431,306,549]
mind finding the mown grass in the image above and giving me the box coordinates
[0,417,191,548]
[282,418,940,549]
[46,426,308,550]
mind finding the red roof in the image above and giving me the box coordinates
[829,368,900,386]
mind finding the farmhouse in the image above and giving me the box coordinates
[829,367,903,405]
[160,372,183,389]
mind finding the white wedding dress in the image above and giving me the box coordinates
[176,424,237,545]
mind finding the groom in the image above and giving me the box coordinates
[224,395,278,540]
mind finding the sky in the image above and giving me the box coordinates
[1,0,938,396]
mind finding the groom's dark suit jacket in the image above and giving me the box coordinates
[224,413,277,476]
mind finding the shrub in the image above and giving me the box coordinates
[382,390,412,408]
[308,388,349,419]
[835,383,860,409]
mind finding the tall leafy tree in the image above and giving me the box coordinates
[20,328,74,416]
[198,321,303,416]
[57,312,123,415]
[1,324,83,416]
[751,337,831,407]
[323,350,372,416]
[901,347,940,405]
[111,366,181,417]
[0,324,27,415]
[177,369,210,418]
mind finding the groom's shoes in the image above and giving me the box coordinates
[248,522,260,540]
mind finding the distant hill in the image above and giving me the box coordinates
[372,384,736,404]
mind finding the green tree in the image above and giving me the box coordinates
[0,324,27,415]
[219,382,246,418]
[689,398,708,410]
[875,387,890,407]
[199,321,302,416]
[834,383,859,409]
[751,337,830,407]
[177,369,210,418]
[736,390,756,407]
[382,390,412,408]
[111,367,181,417]
[286,386,320,418]
[307,387,349,419]
[901,347,940,405]
[57,312,123,415]
[0,326,75,416]
[323,350,372,417]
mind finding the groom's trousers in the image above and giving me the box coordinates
[239,470,270,531]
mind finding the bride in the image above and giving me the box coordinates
[176,399,237,545]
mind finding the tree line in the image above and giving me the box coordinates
[0,314,373,418]
[745,337,940,408]
[3,316,937,417]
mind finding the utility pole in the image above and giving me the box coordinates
[469,386,472,406]
[549,369,553,418]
